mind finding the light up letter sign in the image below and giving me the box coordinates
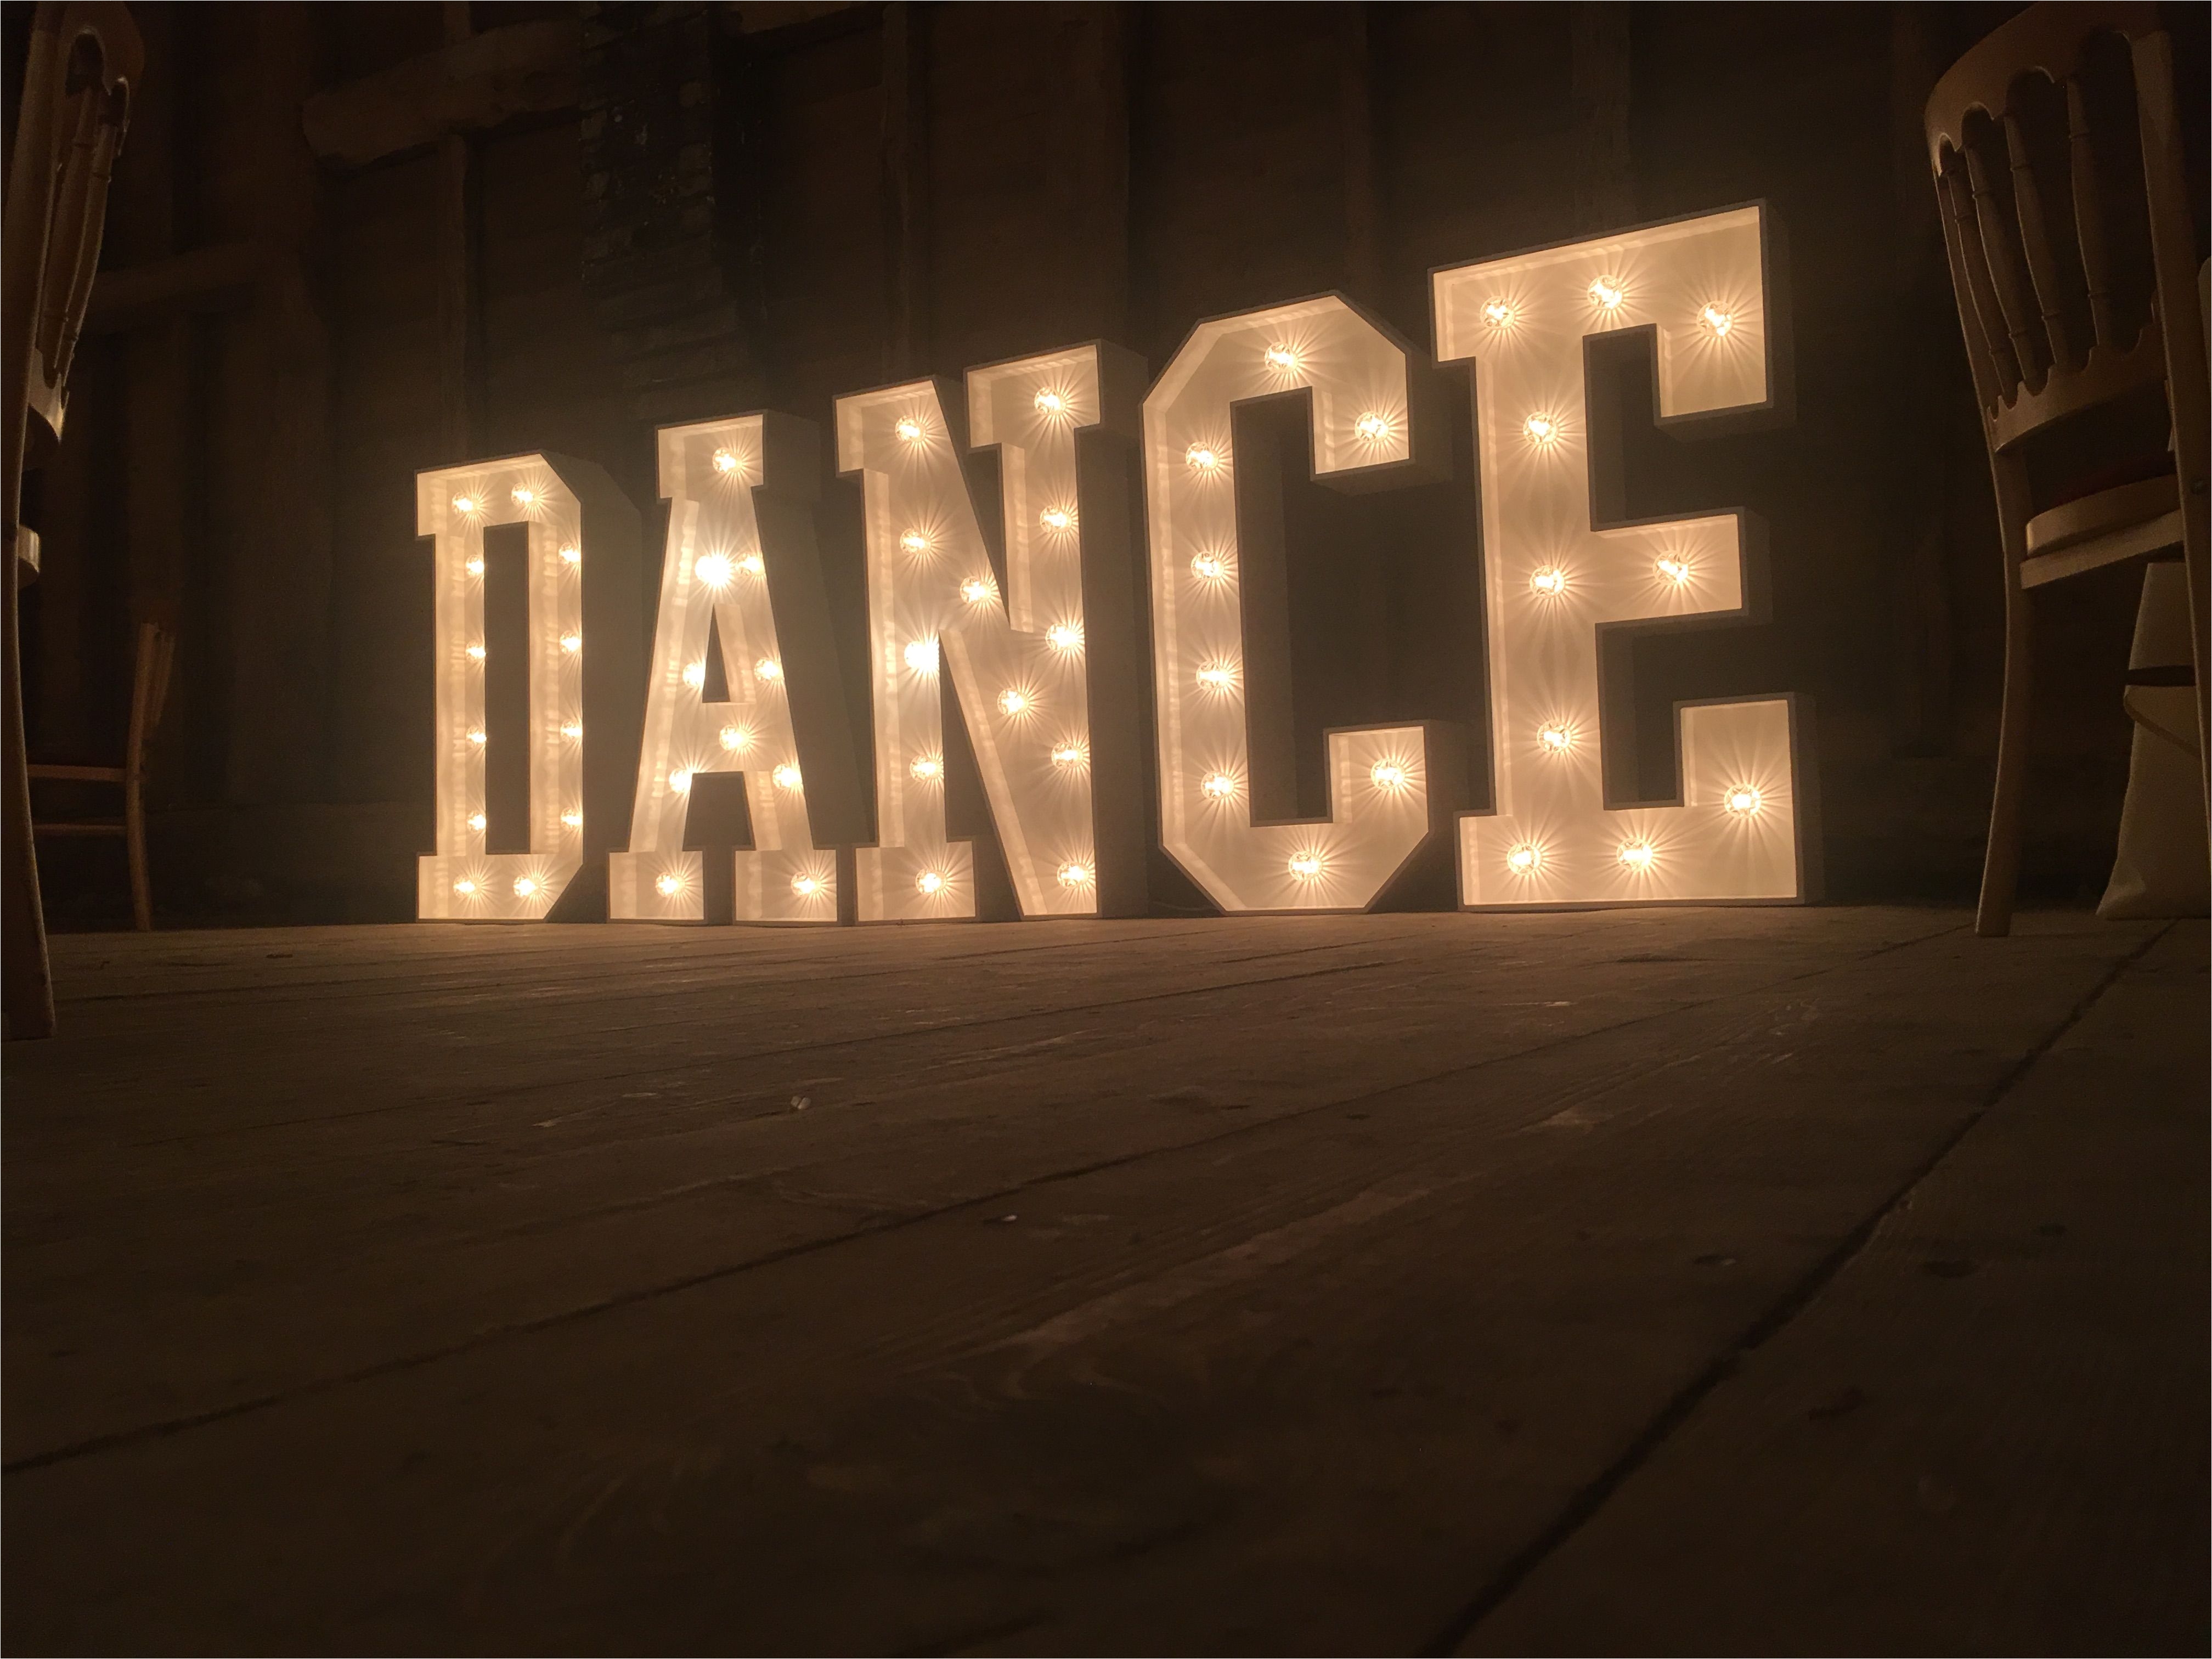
[1143,296,1464,912]
[611,414,861,923]
[416,453,641,919]
[1432,205,1818,908]
[836,345,1146,921]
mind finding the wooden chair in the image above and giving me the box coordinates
[29,618,172,930]
[1925,2,2210,938]
[3,3,142,1037]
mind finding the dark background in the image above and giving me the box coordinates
[11,0,2208,923]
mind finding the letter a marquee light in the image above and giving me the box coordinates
[1432,205,1816,908]
[1144,296,1462,913]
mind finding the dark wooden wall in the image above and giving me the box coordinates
[18,0,2207,923]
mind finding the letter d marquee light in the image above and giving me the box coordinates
[1432,205,1818,909]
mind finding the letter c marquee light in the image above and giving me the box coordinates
[1143,295,1465,913]
[1432,205,1818,909]
[415,453,641,920]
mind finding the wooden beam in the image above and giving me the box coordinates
[83,241,262,334]
[299,19,580,168]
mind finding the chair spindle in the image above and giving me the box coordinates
[2004,108,2075,371]
[2066,77,2115,350]
[1966,143,2047,389]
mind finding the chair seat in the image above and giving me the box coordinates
[2021,474,2183,589]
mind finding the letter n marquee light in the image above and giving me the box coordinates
[611,414,862,923]
[1431,205,1820,909]
[836,344,1148,922]
[416,454,641,919]
[1144,295,1466,913]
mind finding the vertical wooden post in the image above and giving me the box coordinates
[881,2,927,379]
[1339,3,1383,308]
[436,1,479,458]
[1052,2,1131,343]
[1569,4,1634,235]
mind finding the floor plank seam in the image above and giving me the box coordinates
[1,918,1971,1478]
[1414,920,2175,1658]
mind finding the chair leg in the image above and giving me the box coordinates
[125,775,150,932]
[1977,581,2034,938]
[1,564,55,1036]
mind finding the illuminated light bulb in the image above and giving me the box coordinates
[513,876,538,898]
[1618,841,1656,870]
[997,689,1030,716]
[695,553,734,589]
[467,812,487,832]
[453,878,478,896]
[1186,443,1220,472]
[1057,861,1093,888]
[1353,411,1390,441]
[1506,843,1543,875]
[1263,344,1300,371]
[560,632,582,654]
[1370,761,1409,791]
[656,872,684,897]
[791,872,824,897]
[682,661,707,689]
[1725,785,1763,816]
[910,755,942,780]
[1196,665,1235,690]
[895,416,924,442]
[561,809,583,828]
[1039,506,1073,532]
[1539,724,1572,753]
[1288,852,1324,879]
[559,544,580,566]
[452,494,479,515]
[1034,388,1066,415]
[1190,552,1229,582]
[736,552,764,577]
[511,487,538,509]
[1051,743,1086,766]
[719,725,751,752]
[1589,275,1626,311]
[669,768,692,793]
[754,657,782,682]
[1523,413,1560,445]
[1201,771,1237,799]
[904,639,938,674]
[772,762,803,791]
[1530,567,1567,596]
[899,528,930,555]
[1046,623,1082,652]
[712,448,740,474]
[466,642,487,661]
[1482,298,1516,327]
[1700,303,1734,337]
[916,870,946,896]
[961,577,995,605]
[560,720,583,739]
[467,728,488,747]
[465,555,485,577]
[1657,556,1692,585]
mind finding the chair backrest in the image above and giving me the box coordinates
[1924,2,2178,454]
[123,617,171,782]
[2,3,141,559]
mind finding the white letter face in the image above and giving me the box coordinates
[611,417,839,923]
[1432,205,1810,907]
[1144,296,1449,913]
[416,458,590,919]
[837,347,1132,921]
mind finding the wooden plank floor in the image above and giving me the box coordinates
[3,908,2203,1654]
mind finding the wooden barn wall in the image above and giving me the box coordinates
[19,0,2204,923]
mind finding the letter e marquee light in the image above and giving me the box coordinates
[1144,295,1465,913]
[1432,205,1818,908]
[416,453,641,920]
[611,414,861,923]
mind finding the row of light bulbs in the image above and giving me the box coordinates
[1479,285,1734,334]
[1528,555,1695,596]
